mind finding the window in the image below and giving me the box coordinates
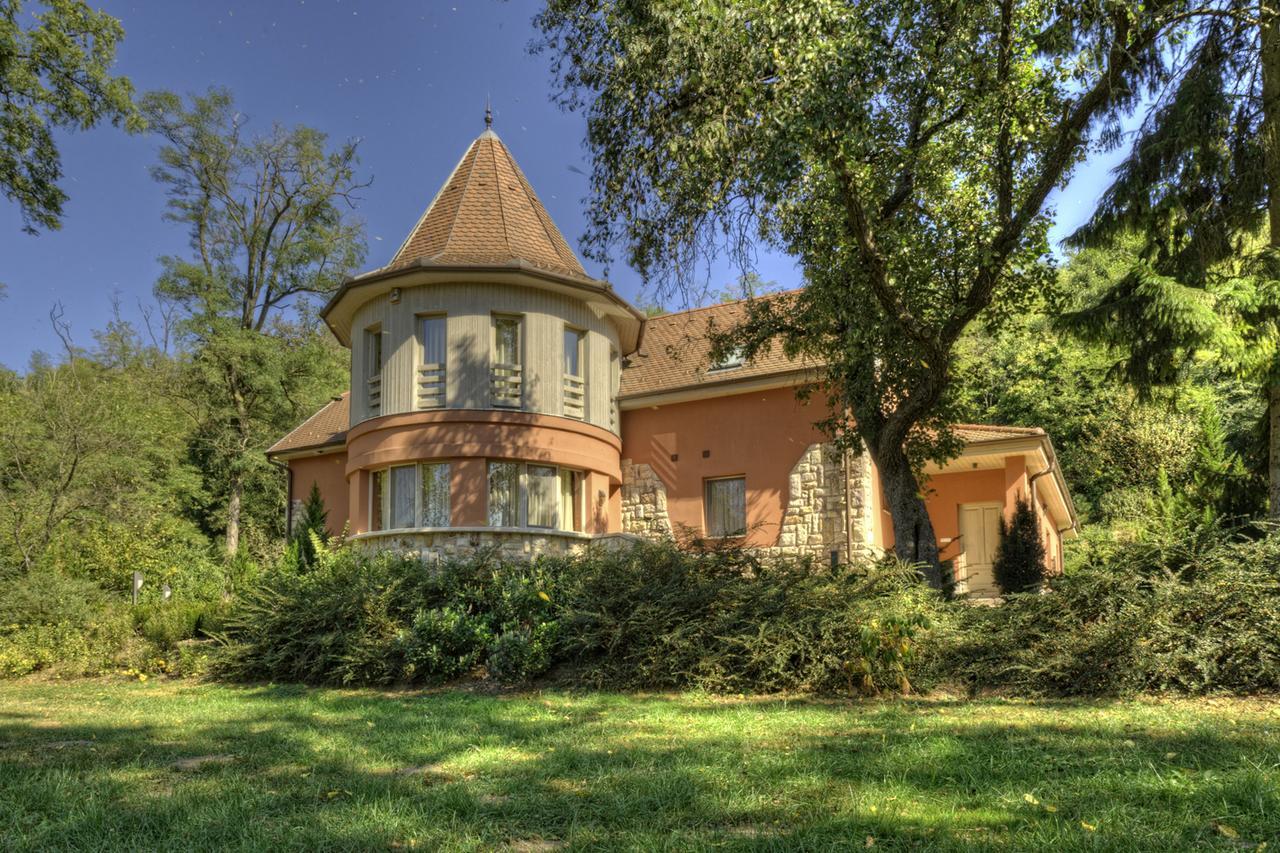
[705,476,746,537]
[419,462,450,527]
[709,346,745,371]
[370,469,386,531]
[527,465,558,528]
[389,465,416,529]
[609,346,620,430]
[563,326,586,419]
[417,314,447,409]
[491,315,523,408]
[488,461,521,527]
[559,469,583,532]
[364,326,384,414]
[485,461,584,530]
[368,463,452,532]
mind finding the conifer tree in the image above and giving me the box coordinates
[993,497,1046,595]
[291,483,328,569]
[1064,3,1280,518]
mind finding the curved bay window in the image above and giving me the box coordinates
[369,462,451,531]
[487,461,584,531]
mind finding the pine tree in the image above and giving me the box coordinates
[292,483,328,569]
[993,497,1046,595]
[1062,4,1280,519]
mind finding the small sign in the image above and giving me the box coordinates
[131,571,144,605]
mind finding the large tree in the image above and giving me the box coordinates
[1,0,141,232]
[144,89,364,554]
[535,0,1224,581]
[1061,4,1280,518]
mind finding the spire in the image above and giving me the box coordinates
[389,127,588,278]
[484,97,492,130]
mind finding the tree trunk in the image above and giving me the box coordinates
[1263,3,1280,520]
[872,440,944,589]
[226,474,242,555]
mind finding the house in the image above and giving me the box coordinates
[268,121,1078,595]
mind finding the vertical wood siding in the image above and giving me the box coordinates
[348,282,622,433]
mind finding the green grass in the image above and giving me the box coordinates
[0,680,1277,850]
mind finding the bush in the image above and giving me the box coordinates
[949,521,1280,695]
[549,541,955,695]
[0,571,137,677]
[993,496,1046,594]
[214,540,955,694]
[215,545,561,686]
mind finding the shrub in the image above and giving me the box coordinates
[0,571,136,678]
[215,546,561,686]
[548,541,955,695]
[993,496,1046,594]
[950,521,1280,695]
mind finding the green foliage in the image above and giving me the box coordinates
[216,547,562,686]
[993,497,1046,595]
[550,541,951,695]
[1,0,142,233]
[216,541,951,695]
[534,0,1214,574]
[0,570,132,677]
[951,521,1280,696]
[291,483,328,569]
[954,245,1268,526]
[142,88,363,554]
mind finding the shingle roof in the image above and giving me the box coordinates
[952,424,1045,443]
[618,295,817,399]
[267,393,350,456]
[388,129,587,278]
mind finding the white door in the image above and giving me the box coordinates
[959,504,1003,595]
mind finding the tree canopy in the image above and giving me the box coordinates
[1,0,141,233]
[535,0,1226,580]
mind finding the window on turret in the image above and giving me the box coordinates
[491,315,523,408]
[563,326,585,420]
[364,326,383,416]
[487,461,521,526]
[417,314,446,409]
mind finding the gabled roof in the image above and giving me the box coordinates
[389,129,587,278]
[267,393,349,457]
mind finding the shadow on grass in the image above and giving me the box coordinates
[0,685,1276,851]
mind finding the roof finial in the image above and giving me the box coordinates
[484,96,492,129]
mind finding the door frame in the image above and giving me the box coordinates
[957,501,1004,588]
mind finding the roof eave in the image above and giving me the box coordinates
[320,260,645,354]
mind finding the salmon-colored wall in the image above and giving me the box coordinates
[918,469,1006,563]
[287,452,350,536]
[620,387,828,546]
[875,455,1063,579]
[344,410,622,535]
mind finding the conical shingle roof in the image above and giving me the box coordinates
[390,129,587,278]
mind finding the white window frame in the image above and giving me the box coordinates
[704,475,747,538]
[364,324,384,415]
[368,461,452,531]
[708,345,745,372]
[486,460,586,531]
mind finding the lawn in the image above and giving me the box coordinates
[0,680,1276,851]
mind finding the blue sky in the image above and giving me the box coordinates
[1,0,1130,370]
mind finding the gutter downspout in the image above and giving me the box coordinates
[268,456,294,535]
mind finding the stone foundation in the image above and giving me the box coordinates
[352,527,593,561]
